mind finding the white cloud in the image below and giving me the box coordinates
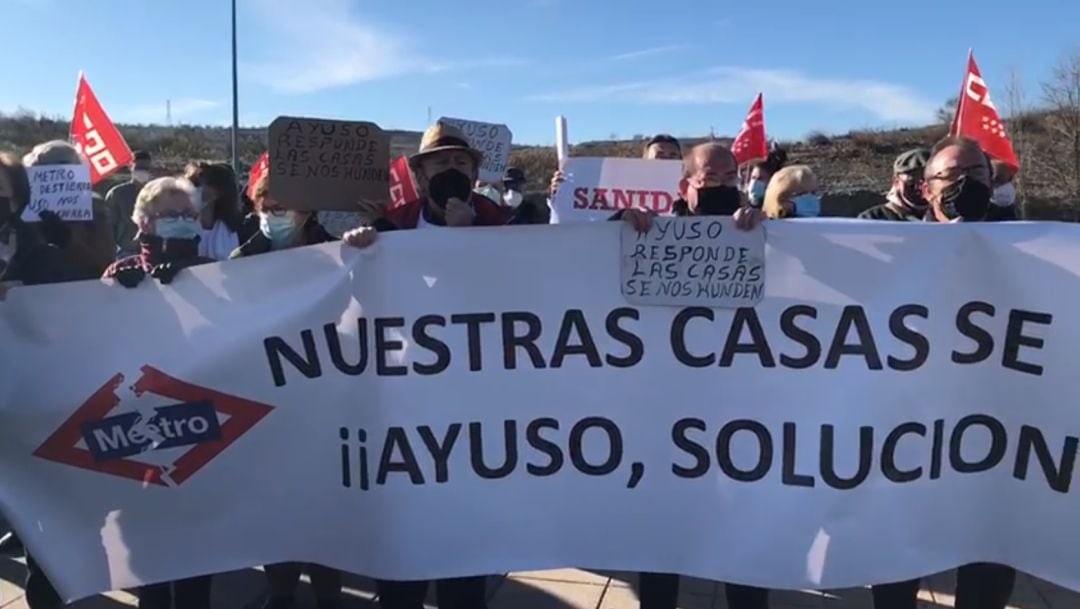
[524,66,937,122]
[244,0,527,94]
[125,99,221,123]
[609,45,685,62]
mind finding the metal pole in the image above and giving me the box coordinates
[230,0,239,171]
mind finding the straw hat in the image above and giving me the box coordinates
[409,123,484,168]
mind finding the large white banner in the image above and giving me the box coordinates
[550,157,682,223]
[3,220,1080,602]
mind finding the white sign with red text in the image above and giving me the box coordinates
[550,158,682,223]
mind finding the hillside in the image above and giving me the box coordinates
[1,109,1075,220]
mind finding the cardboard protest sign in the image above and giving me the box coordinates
[550,158,682,223]
[20,164,93,222]
[268,116,391,211]
[437,117,512,183]
[621,216,765,307]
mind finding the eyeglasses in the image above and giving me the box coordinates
[260,206,289,216]
[150,210,199,222]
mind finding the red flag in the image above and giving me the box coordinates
[388,156,419,208]
[247,152,269,200]
[949,51,1019,170]
[70,73,133,184]
[732,93,767,165]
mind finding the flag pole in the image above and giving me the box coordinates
[230,0,240,171]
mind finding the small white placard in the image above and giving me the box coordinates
[621,216,765,307]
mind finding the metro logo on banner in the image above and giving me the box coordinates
[949,51,1019,170]
[389,156,419,209]
[71,73,134,185]
[33,365,273,487]
[247,152,269,201]
[732,93,767,165]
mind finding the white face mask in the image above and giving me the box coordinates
[132,169,151,184]
[503,190,523,208]
[991,182,1016,207]
[260,212,301,249]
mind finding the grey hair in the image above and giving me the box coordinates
[132,177,197,224]
[22,140,86,167]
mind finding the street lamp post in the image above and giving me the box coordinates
[230,0,239,171]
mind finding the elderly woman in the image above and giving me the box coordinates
[102,177,213,288]
[230,172,344,609]
[22,140,115,278]
[230,173,336,258]
[762,164,823,219]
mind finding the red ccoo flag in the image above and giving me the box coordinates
[247,152,269,201]
[949,51,1019,170]
[388,156,419,208]
[70,73,133,184]
[732,93,768,165]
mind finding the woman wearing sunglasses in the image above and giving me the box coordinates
[102,177,214,289]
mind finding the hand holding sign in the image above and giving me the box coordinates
[621,216,765,307]
[268,116,391,211]
[20,164,93,223]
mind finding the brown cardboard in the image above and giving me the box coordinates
[267,116,391,211]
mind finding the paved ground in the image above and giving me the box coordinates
[2,558,1077,609]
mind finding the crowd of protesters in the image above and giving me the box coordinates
[0,121,1023,609]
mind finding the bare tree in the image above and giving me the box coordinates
[936,97,959,125]
[1041,50,1080,212]
[1004,67,1029,216]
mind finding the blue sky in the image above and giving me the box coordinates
[4,0,1078,145]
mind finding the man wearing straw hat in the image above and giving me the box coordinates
[345,122,518,244]
[343,122,533,609]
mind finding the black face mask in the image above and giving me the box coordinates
[693,186,742,216]
[427,168,473,209]
[902,183,927,209]
[939,177,990,221]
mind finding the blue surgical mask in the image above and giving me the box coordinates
[154,218,200,240]
[748,180,767,206]
[260,212,301,249]
[792,193,821,217]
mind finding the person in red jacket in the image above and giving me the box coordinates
[343,123,537,609]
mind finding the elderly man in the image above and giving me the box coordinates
[343,123,539,609]
[858,148,930,221]
[22,140,115,278]
[619,142,764,231]
[870,138,1016,609]
[617,142,766,609]
[105,150,153,256]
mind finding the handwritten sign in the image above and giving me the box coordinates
[621,216,765,308]
[268,116,391,211]
[20,164,93,222]
[437,117,512,183]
